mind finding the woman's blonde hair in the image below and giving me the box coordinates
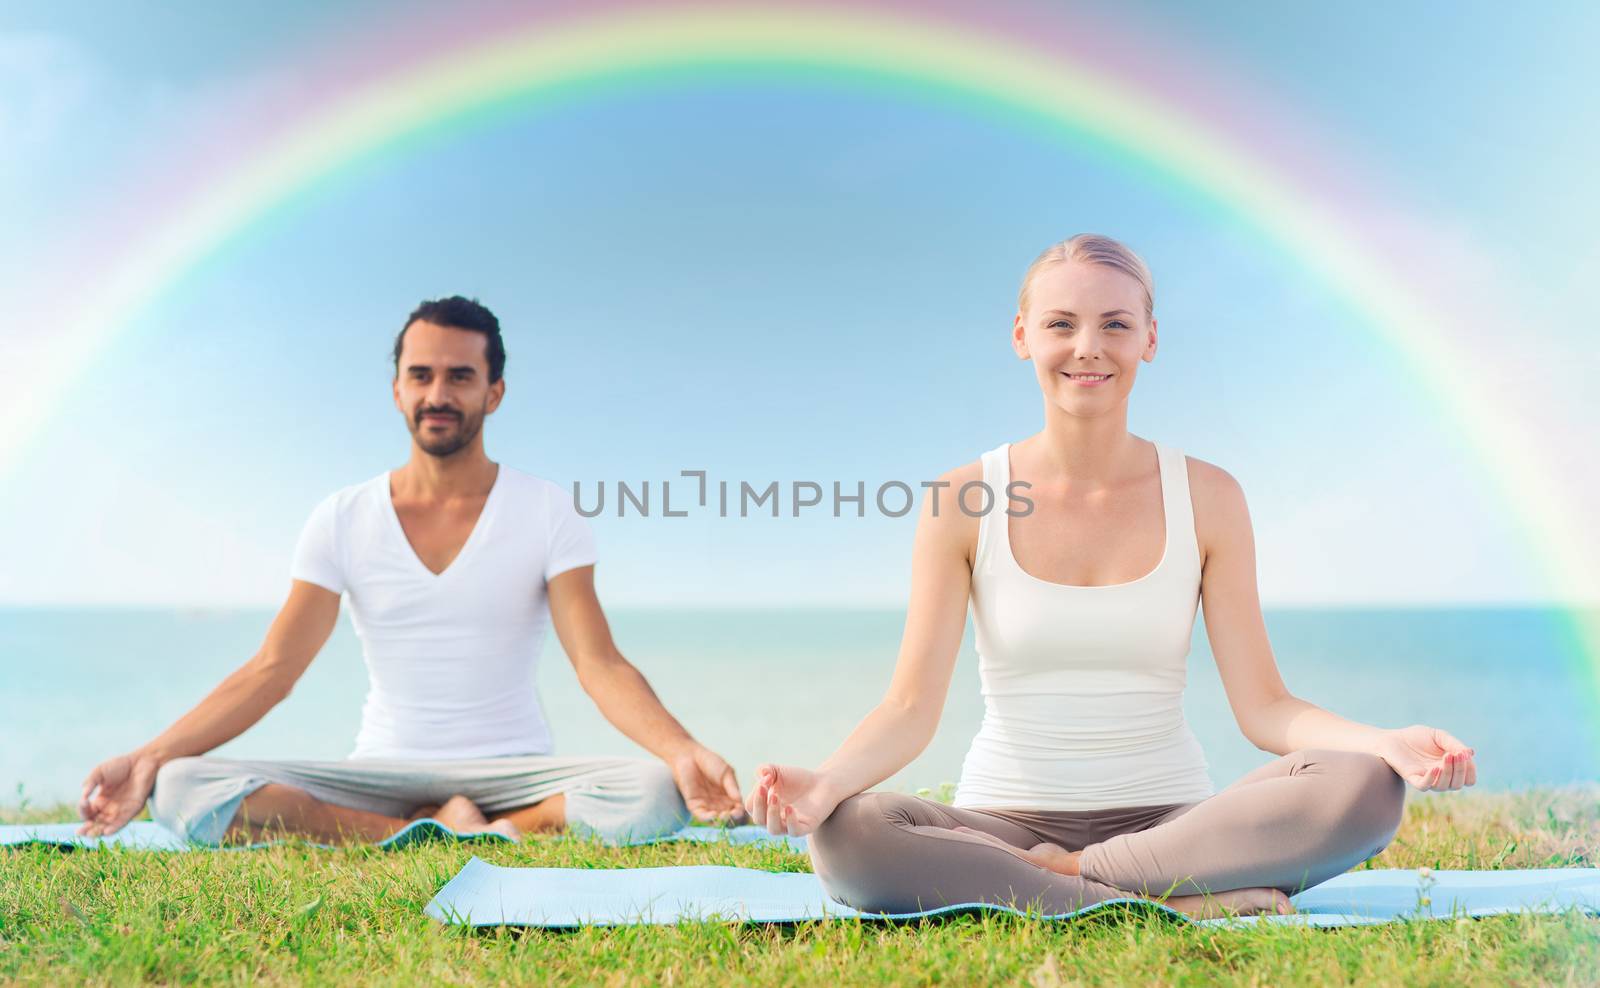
[1017,233,1154,323]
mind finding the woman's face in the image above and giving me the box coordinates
[1012,260,1156,416]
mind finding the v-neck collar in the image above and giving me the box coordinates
[382,463,505,580]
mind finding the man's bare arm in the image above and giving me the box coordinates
[547,565,746,821]
[145,579,340,758]
[546,565,695,760]
[77,579,340,835]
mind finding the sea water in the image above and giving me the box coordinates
[2,605,1595,807]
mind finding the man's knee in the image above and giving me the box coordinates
[149,756,231,842]
[575,759,688,842]
[631,759,689,835]
[149,757,203,819]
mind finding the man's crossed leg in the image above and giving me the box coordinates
[149,754,690,846]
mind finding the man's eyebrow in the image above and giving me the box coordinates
[1043,309,1133,318]
[405,364,479,373]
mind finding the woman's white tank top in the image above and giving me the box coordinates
[953,439,1217,810]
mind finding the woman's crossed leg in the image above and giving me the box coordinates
[807,748,1405,919]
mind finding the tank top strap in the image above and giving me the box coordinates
[972,443,1009,578]
[975,440,1194,578]
[1156,441,1200,570]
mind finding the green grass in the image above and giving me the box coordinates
[3,786,1597,986]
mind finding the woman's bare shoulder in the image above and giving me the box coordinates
[1182,454,1249,567]
[1183,453,1240,494]
[936,456,986,489]
[917,457,986,558]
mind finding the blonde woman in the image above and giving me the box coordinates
[744,235,1477,919]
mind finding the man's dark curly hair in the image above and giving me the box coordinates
[393,296,506,383]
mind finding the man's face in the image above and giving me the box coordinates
[392,320,503,458]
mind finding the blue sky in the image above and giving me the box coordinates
[2,0,1597,608]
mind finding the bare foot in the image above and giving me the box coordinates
[486,818,523,842]
[1158,887,1296,919]
[1008,841,1295,918]
[423,796,521,841]
[947,827,1085,875]
[950,826,1294,918]
[1018,841,1081,875]
[430,794,489,832]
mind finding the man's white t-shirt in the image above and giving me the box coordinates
[289,464,597,760]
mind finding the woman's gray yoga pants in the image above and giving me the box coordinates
[809,748,1407,913]
[148,753,689,845]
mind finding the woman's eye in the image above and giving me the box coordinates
[1108,321,1126,329]
[1049,321,1070,329]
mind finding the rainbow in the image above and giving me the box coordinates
[12,0,1600,739]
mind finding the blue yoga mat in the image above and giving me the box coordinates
[424,856,1600,929]
[0,820,808,853]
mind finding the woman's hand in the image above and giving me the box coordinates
[744,764,847,837]
[1376,725,1477,791]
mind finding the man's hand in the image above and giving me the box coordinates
[78,751,161,837]
[667,744,749,824]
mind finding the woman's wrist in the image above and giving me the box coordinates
[813,767,859,807]
[1368,728,1400,757]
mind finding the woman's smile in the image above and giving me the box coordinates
[1063,371,1113,386]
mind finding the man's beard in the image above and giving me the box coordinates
[413,409,483,457]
